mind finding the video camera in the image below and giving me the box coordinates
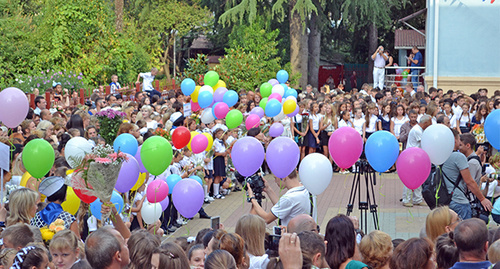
[235,171,266,205]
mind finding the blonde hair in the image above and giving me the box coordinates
[7,188,39,226]
[489,154,500,170]
[0,248,17,268]
[488,240,500,264]
[49,230,79,252]
[235,214,265,256]
[425,206,452,242]
[359,230,393,269]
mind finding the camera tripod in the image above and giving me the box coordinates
[346,159,379,233]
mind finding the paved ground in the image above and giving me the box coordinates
[162,171,431,242]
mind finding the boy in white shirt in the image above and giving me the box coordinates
[136,67,161,98]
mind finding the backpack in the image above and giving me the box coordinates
[422,164,463,210]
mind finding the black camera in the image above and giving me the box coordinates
[236,172,265,205]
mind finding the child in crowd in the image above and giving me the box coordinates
[110,74,129,94]
[213,128,227,199]
[364,103,379,141]
[136,67,160,98]
[378,101,392,132]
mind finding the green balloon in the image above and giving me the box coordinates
[225,110,243,129]
[22,139,55,179]
[140,136,173,176]
[260,82,272,98]
[204,71,219,87]
[259,97,268,110]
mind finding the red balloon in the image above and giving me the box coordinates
[172,127,191,149]
[74,188,97,204]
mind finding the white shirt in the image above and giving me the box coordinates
[338,119,352,128]
[373,53,386,68]
[366,115,378,133]
[214,138,225,153]
[310,114,322,130]
[353,118,366,136]
[270,186,317,226]
[392,116,409,137]
[406,124,423,149]
[139,72,155,91]
[110,82,121,94]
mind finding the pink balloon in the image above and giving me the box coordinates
[268,93,282,103]
[245,114,260,130]
[214,102,229,119]
[146,180,169,203]
[329,127,363,169]
[191,100,201,112]
[396,148,431,190]
[191,134,208,154]
[0,87,29,128]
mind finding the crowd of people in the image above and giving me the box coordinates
[0,68,500,269]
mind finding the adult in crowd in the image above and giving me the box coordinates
[459,133,482,185]
[298,231,329,268]
[408,46,423,87]
[235,214,269,269]
[85,227,130,269]
[287,214,318,234]
[425,206,461,242]
[371,45,388,90]
[450,218,491,268]
[34,96,47,115]
[359,230,393,269]
[389,238,434,269]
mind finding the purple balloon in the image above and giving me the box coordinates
[115,154,140,193]
[159,196,170,211]
[172,178,204,218]
[213,87,228,103]
[0,87,29,128]
[266,137,300,178]
[134,145,147,173]
[287,105,299,117]
[268,79,279,86]
[269,123,284,137]
[250,107,265,118]
[232,137,265,177]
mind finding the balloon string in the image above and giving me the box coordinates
[378,174,385,197]
[406,208,414,223]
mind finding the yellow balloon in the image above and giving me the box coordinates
[61,187,81,215]
[131,173,147,191]
[214,80,226,91]
[191,86,201,102]
[283,99,297,115]
[21,172,31,187]
[188,131,199,151]
[66,169,74,175]
[203,133,213,151]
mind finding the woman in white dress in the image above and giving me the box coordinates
[280,116,293,139]
[390,105,408,140]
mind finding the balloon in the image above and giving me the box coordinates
[172,127,191,149]
[204,71,219,87]
[214,102,230,119]
[113,133,138,156]
[395,75,402,81]
[191,85,201,102]
[269,123,284,137]
[232,137,265,176]
[365,131,400,172]
[172,178,204,218]
[199,85,214,94]
[396,68,402,75]
[187,131,199,151]
[245,114,260,130]
[421,124,455,165]
[250,107,265,118]
[214,87,228,102]
[201,108,216,124]
[20,172,31,187]
[192,134,209,154]
[259,98,268,110]
[65,137,93,168]
[141,201,163,225]
[299,153,333,195]
[402,70,409,79]
[61,187,81,215]
[134,145,147,173]
[266,137,300,178]
[272,84,285,97]
[485,109,500,150]
[396,147,431,190]
[276,70,289,84]
[159,196,170,211]
[115,154,140,193]
[198,91,214,109]
[273,108,285,122]
[22,139,55,178]
[329,127,363,169]
[189,175,203,186]
[147,179,169,203]
[268,79,279,86]
[131,173,147,191]
[268,93,282,103]
[90,191,124,220]
[285,96,297,103]
[223,90,239,107]
[181,78,196,96]
[226,110,243,129]
[260,82,272,98]
[202,133,214,151]
[166,174,182,194]
[287,105,299,118]
[74,187,97,204]
[285,89,298,99]
[283,99,296,115]
[191,100,201,112]
[141,136,173,175]
[213,80,226,91]
[280,83,288,92]
[0,87,29,128]
[265,99,282,117]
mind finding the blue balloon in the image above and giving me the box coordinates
[280,83,288,93]
[90,191,124,220]
[265,99,282,117]
[365,131,400,172]
[276,70,289,84]
[166,174,182,194]
[181,78,196,96]
[113,133,138,156]
[223,90,239,107]
[198,91,213,109]
[285,89,297,98]
[189,175,203,186]
[485,109,500,150]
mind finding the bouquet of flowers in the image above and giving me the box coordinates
[96,109,127,144]
[40,219,65,244]
[153,127,171,141]
[471,124,486,144]
[71,144,128,221]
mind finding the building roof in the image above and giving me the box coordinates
[190,35,213,49]
[395,29,426,49]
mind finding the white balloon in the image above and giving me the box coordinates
[65,137,93,168]
[421,124,455,165]
[199,85,214,94]
[286,96,297,103]
[272,84,285,96]
[141,201,163,225]
[201,108,215,124]
[299,153,332,195]
[273,107,285,121]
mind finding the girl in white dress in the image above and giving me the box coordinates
[390,105,408,140]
